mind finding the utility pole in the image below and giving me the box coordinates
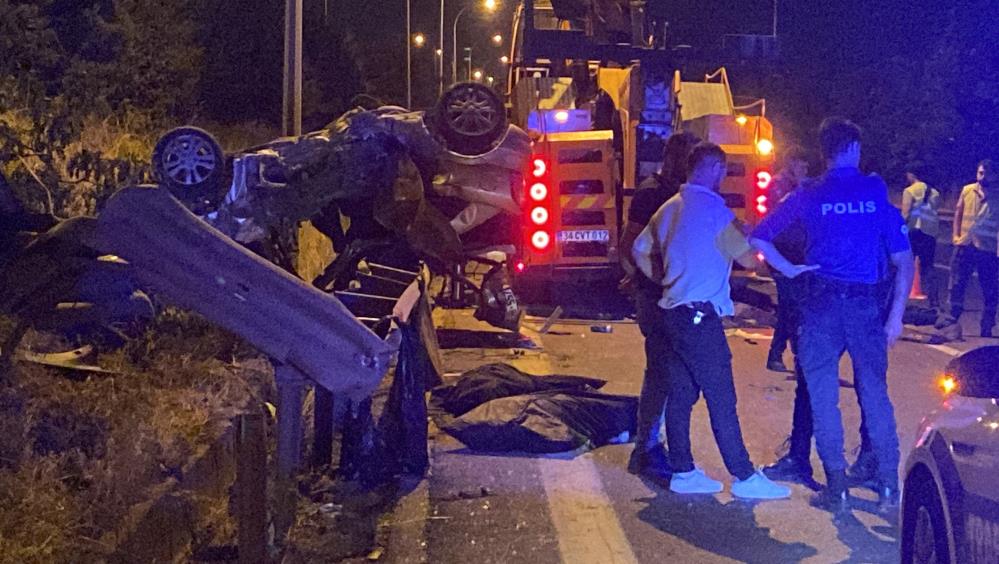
[439,0,445,95]
[282,0,303,136]
[406,0,412,108]
[772,0,778,36]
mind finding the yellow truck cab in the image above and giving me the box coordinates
[506,0,777,288]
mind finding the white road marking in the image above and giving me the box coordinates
[518,331,639,564]
[928,344,962,357]
[538,455,639,564]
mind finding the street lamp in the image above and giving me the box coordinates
[500,55,509,64]
[453,0,498,84]
[473,69,483,81]
[413,33,426,48]
[406,0,411,108]
[492,33,503,45]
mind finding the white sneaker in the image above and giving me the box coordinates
[670,468,723,494]
[731,470,792,500]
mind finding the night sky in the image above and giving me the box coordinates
[333,0,996,184]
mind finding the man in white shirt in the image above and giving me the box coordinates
[633,142,813,499]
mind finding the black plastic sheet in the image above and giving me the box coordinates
[432,363,637,454]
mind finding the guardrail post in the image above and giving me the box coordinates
[236,412,268,564]
[313,386,335,468]
[274,362,307,543]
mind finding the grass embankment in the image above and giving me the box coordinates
[0,309,271,563]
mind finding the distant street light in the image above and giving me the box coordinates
[413,33,426,47]
[473,70,484,81]
[500,55,510,64]
[492,34,503,45]
[486,76,495,86]
[453,0,498,84]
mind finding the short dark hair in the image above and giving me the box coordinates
[781,145,809,167]
[818,117,862,160]
[661,131,700,185]
[687,142,726,175]
[905,161,926,179]
[979,159,995,173]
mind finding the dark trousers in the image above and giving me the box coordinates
[786,363,872,464]
[768,275,805,363]
[663,304,754,480]
[909,229,939,307]
[950,245,999,331]
[797,290,900,488]
[634,288,670,452]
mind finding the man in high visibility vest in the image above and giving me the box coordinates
[948,160,999,337]
[900,164,941,308]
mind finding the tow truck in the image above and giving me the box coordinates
[505,0,777,289]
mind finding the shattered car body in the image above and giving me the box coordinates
[155,84,531,330]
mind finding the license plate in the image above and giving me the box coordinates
[557,229,610,243]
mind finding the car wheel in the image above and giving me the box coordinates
[152,126,227,214]
[901,473,950,564]
[433,82,508,156]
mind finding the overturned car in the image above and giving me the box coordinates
[152,83,531,330]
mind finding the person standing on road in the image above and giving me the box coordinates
[620,131,700,481]
[766,146,811,373]
[900,164,942,308]
[634,142,811,500]
[948,160,999,337]
[751,118,914,513]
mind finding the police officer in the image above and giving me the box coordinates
[751,118,914,512]
[765,145,810,373]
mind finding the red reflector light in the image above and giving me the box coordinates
[531,231,551,250]
[515,261,525,272]
[756,204,768,214]
[756,170,773,190]
[529,182,548,202]
[756,195,768,204]
[530,206,549,225]
[532,158,547,178]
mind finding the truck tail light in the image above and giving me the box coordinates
[756,194,768,214]
[531,206,549,225]
[532,157,547,178]
[754,169,773,216]
[531,230,551,250]
[756,170,773,190]
[525,156,553,254]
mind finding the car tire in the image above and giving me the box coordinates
[152,126,227,214]
[901,473,951,564]
[432,82,508,156]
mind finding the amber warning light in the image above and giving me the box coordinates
[940,375,957,395]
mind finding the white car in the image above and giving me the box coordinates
[900,346,999,563]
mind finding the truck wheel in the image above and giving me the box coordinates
[152,126,226,214]
[434,82,507,156]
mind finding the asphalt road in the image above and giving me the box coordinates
[383,298,994,564]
